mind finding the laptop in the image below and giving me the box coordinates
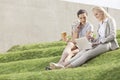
[75,37,92,50]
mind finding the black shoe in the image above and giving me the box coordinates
[45,66,52,70]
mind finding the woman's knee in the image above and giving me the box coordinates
[67,42,75,48]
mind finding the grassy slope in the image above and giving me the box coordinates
[7,41,66,52]
[0,46,65,63]
[0,30,119,80]
[0,49,119,80]
[0,56,60,74]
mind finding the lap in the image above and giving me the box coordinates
[70,43,111,67]
[82,43,111,58]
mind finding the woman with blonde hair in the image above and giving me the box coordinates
[50,6,119,69]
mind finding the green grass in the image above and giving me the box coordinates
[117,30,120,38]
[7,41,66,52]
[0,56,60,75]
[0,49,120,74]
[0,31,119,80]
[0,55,119,80]
[0,46,65,63]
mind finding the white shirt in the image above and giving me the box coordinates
[98,18,108,43]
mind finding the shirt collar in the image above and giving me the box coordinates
[99,18,108,24]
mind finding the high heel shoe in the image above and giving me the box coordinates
[49,62,64,69]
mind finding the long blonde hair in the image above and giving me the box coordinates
[92,6,111,19]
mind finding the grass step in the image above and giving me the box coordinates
[0,61,120,80]
[117,30,120,38]
[0,49,119,75]
[7,41,66,52]
[0,56,60,75]
[0,46,65,63]
[82,49,120,67]
[0,39,119,63]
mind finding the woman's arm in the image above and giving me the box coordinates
[101,18,116,43]
[71,31,78,42]
[69,22,81,43]
[86,31,94,41]
[86,24,95,41]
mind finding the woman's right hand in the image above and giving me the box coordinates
[92,42,99,47]
[87,36,95,42]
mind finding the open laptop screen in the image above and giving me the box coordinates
[75,37,92,50]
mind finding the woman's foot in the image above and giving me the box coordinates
[49,62,64,69]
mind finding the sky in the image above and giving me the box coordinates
[63,0,120,10]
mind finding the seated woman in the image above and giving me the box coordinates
[47,9,94,70]
[50,6,119,69]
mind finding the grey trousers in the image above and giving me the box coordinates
[68,43,111,67]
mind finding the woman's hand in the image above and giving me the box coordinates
[87,36,95,42]
[92,42,99,47]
